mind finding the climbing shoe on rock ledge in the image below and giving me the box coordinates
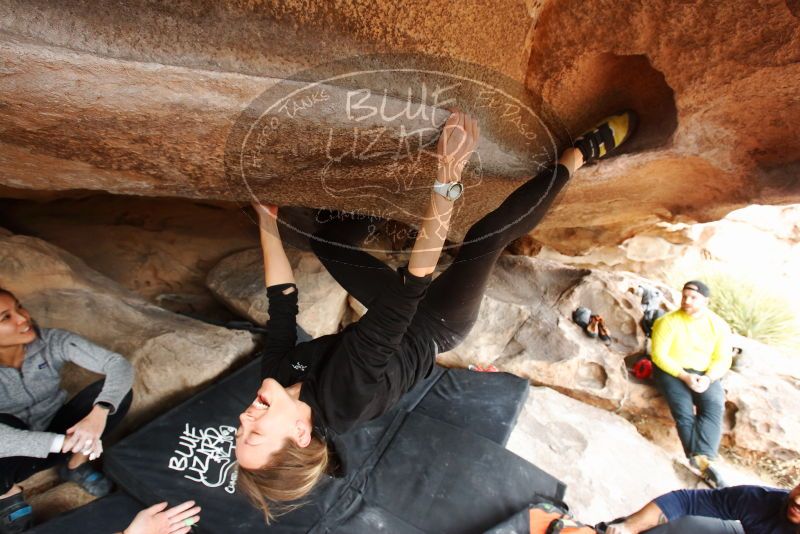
[574,110,638,163]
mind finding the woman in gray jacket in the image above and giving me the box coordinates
[0,287,134,534]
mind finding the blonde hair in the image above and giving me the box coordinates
[236,436,329,524]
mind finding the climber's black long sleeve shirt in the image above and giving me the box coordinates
[259,266,435,440]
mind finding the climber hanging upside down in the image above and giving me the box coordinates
[233,109,637,523]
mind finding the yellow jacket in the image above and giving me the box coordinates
[651,309,732,378]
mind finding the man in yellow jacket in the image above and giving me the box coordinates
[651,280,732,489]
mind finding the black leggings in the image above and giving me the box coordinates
[0,380,132,494]
[309,164,571,352]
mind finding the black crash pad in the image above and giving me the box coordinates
[105,359,565,533]
[28,492,142,534]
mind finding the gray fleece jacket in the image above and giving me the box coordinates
[0,328,134,459]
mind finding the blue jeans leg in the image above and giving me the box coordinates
[654,367,697,457]
[654,367,725,459]
[694,380,725,458]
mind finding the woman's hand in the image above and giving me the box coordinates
[123,501,201,534]
[436,111,480,183]
[62,405,108,459]
[252,201,278,221]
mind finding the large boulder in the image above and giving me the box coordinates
[507,386,685,524]
[207,248,349,338]
[437,255,675,410]
[0,196,259,318]
[0,232,256,428]
[524,2,800,254]
[1,2,799,251]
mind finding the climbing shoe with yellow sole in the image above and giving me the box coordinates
[574,110,638,163]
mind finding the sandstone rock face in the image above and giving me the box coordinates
[438,255,800,464]
[0,232,256,428]
[507,386,684,524]
[0,15,559,242]
[0,196,259,317]
[525,1,800,253]
[537,204,800,303]
[437,255,675,410]
[1,1,798,251]
[712,335,800,462]
[207,248,349,338]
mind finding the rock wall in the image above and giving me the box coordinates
[525,0,800,253]
[1,1,798,251]
[0,196,259,318]
[507,387,685,524]
[0,230,256,428]
[535,203,800,316]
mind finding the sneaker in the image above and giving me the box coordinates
[688,454,709,473]
[574,110,638,164]
[689,455,727,489]
[58,462,113,497]
[0,492,32,534]
[701,463,728,489]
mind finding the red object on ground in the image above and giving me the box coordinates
[632,358,653,379]
[468,364,499,373]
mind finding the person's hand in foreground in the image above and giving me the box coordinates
[605,523,634,534]
[604,501,667,534]
[122,501,201,534]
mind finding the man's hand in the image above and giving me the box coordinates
[680,372,710,393]
[436,111,479,183]
[692,375,711,393]
[123,501,201,534]
[62,405,108,459]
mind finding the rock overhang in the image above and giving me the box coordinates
[1,0,798,253]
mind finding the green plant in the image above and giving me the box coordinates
[671,270,800,352]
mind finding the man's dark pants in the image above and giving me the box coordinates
[644,515,744,533]
[653,367,724,459]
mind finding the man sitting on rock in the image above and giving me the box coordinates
[650,280,732,488]
[604,482,800,534]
